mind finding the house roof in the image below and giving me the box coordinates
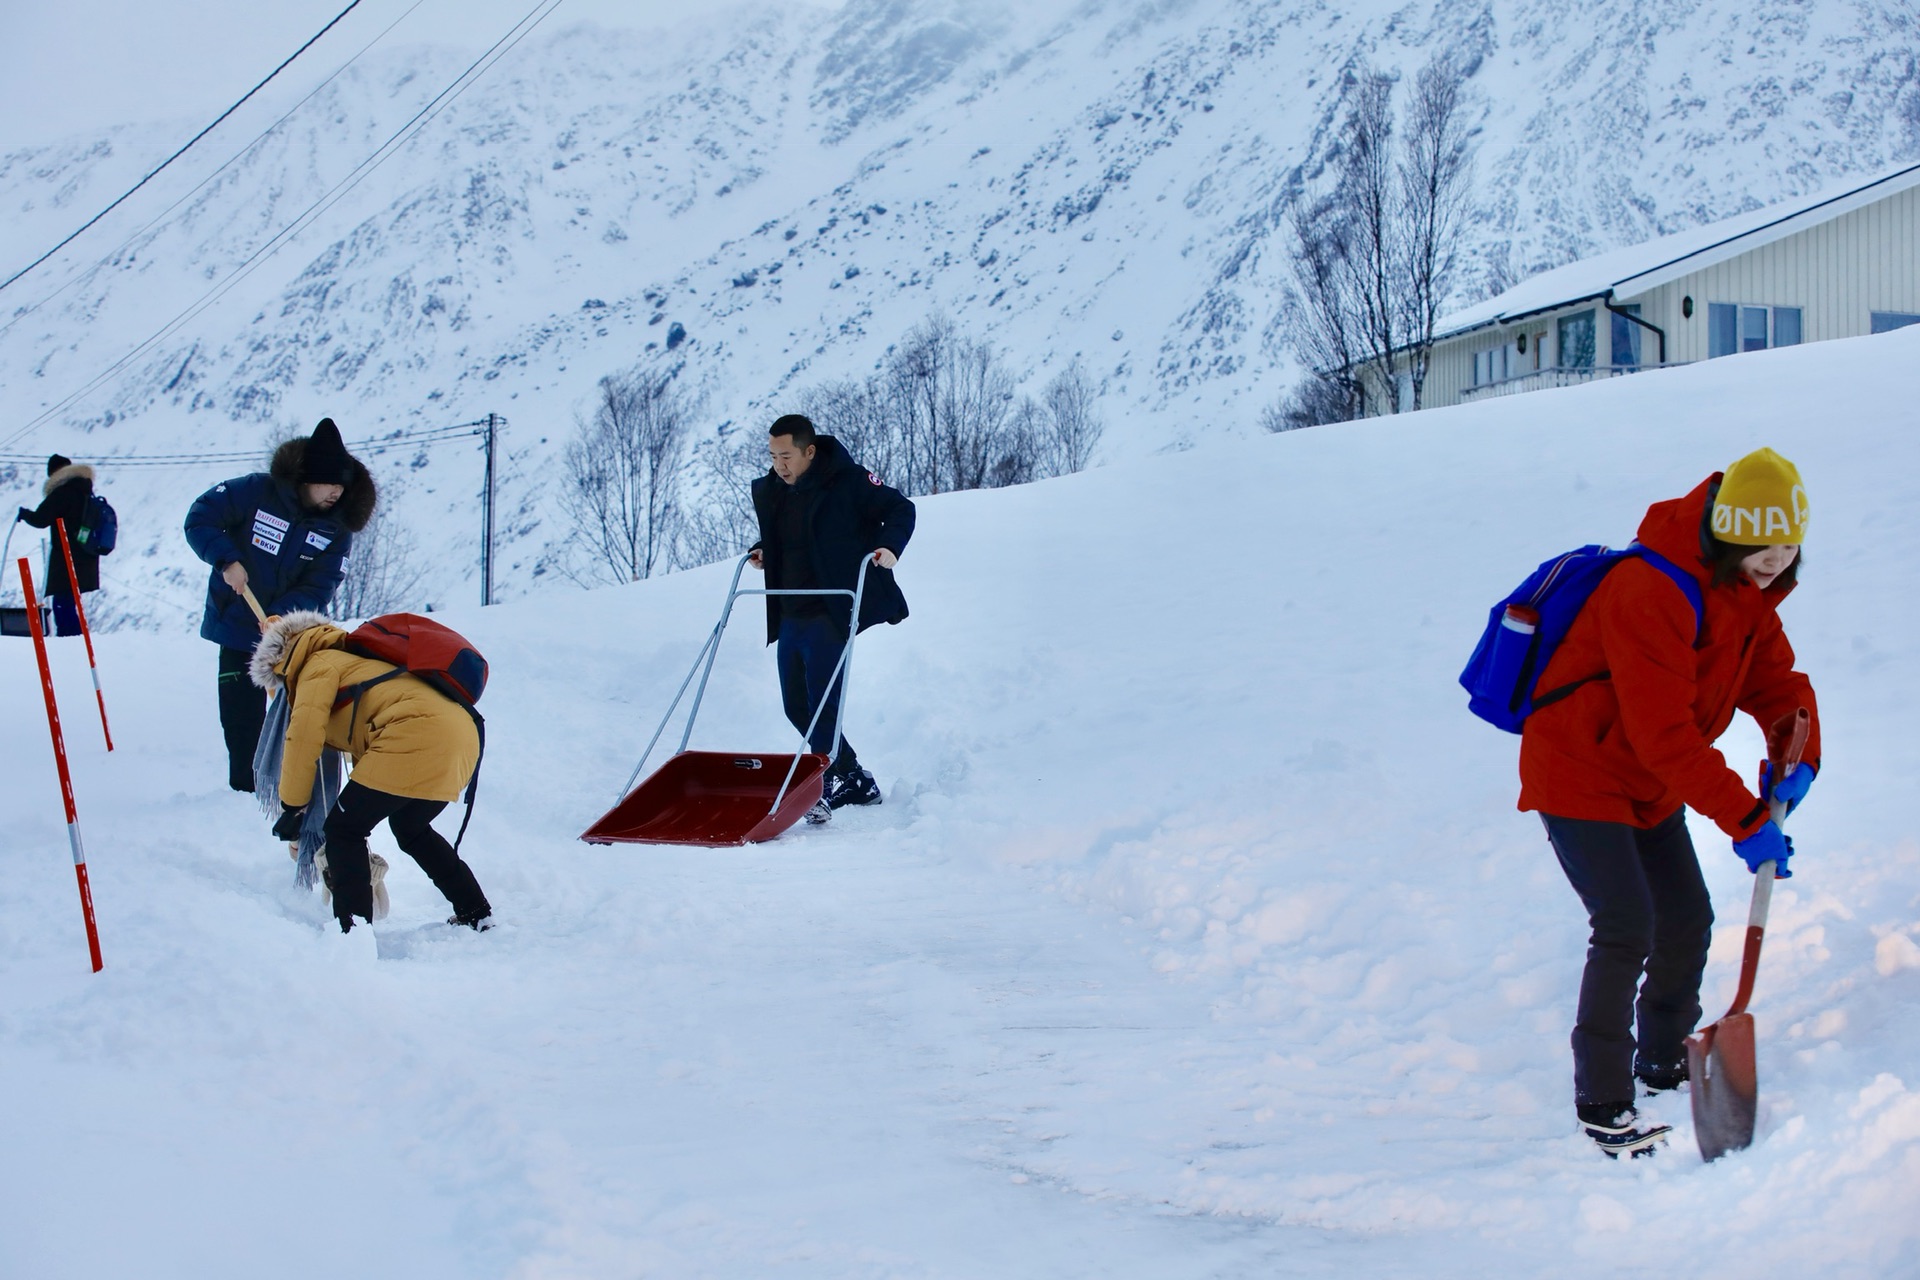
[1434,160,1920,342]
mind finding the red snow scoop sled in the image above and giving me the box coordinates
[581,552,880,848]
[1686,706,1810,1161]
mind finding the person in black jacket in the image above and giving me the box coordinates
[16,454,100,636]
[184,418,375,792]
[749,414,915,821]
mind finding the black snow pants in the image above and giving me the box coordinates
[1541,809,1715,1108]
[776,613,860,777]
[217,645,266,793]
[324,781,490,925]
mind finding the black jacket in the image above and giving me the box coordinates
[750,436,915,643]
[183,437,375,651]
[17,463,99,596]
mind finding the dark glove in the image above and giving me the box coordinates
[15,507,29,523]
[1760,760,1815,816]
[1734,821,1794,879]
[272,804,307,841]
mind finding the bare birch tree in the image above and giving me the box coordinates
[799,315,1087,497]
[1282,55,1476,420]
[1400,55,1475,410]
[560,370,691,584]
[333,512,428,618]
[1343,69,1404,413]
[1037,360,1103,474]
[1283,189,1366,423]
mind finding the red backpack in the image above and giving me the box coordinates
[334,614,488,847]
[341,614,488,707]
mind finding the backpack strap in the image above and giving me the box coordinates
[334,668,485,852]
[334,668,407,742]
[1628,544,1706,645]
[1529,545,1706,712]
[451,714,483,853]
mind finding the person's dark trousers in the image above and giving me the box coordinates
[217,645,266,793]
[776,613,860,776]
[50,593,82,636]
[322,781,490,924]
[1541,809,1714,1107]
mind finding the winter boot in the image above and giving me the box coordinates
[1634,1059,1689,1095]
[804,798,833,825]
[1578,1103,1671,1159]
[826,766,882,810]
[447,909,494,931]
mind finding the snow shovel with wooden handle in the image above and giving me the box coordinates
[1686,706,1810,1162]
[240,584,271,626]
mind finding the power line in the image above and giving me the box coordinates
[0,0,431,346]
[0,0,367,298]
[1,0,567,453]
[0,418,495,470]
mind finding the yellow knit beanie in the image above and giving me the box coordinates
[1711,448,1808,545]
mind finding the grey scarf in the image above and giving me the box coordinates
[253,691,345,889]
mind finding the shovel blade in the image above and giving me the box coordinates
[1687,1014,1758,1161]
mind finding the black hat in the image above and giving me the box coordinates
[47,454,71,475]
[298,418,349,485]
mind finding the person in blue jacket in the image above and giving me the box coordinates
[184,418,375,792]
[16,454,102,636]
[748,413,915,822]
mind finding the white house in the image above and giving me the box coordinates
[1387,161,1920,410]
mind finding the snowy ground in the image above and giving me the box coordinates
[4,327,1919,1278]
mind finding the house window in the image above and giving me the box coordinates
[1474,344,1512,386]
[1708,303,1802,357]
[1709,303,1738,357]
[1610,305,1643,369]
[1872,311,1920,334]
[1558,311,1596,369]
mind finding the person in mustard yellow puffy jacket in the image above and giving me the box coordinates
[252,611,491,933]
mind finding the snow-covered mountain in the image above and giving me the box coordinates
[2,0,1916,623]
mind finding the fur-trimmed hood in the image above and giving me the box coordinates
[43,463,95,496]
[269,437,376,532]
[250,610,343,691]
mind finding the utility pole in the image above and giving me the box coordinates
[481,413,503,607]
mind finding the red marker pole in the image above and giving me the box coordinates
[19,558,104,973]
[53,518,113,751]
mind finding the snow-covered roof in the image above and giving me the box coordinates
[1435,161,1920,341]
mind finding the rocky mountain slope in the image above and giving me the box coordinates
[1,0,1914,621]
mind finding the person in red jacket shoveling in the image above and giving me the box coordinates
[1520,447,1819,1157]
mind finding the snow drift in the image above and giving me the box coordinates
[1,326,1917,1277]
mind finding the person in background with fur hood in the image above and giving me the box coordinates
[253,611,492,933]
[16,453,103,636]
[184,418,375,793]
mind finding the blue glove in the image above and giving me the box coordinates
[1760,760,1815,816]
[1734,821,1794,878]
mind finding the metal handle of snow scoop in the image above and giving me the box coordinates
[616,551,879,815]
[0,517,17,604]
[1719,708,1811,1025]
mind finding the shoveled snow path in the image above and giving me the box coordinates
[0,644,1338,1276]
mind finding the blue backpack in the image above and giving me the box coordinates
[75,493,117,555]
[1460,544,1702,733]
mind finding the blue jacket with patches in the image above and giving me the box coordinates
[183,439,373,651]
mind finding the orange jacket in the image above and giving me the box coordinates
[1519,475,1820,838]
